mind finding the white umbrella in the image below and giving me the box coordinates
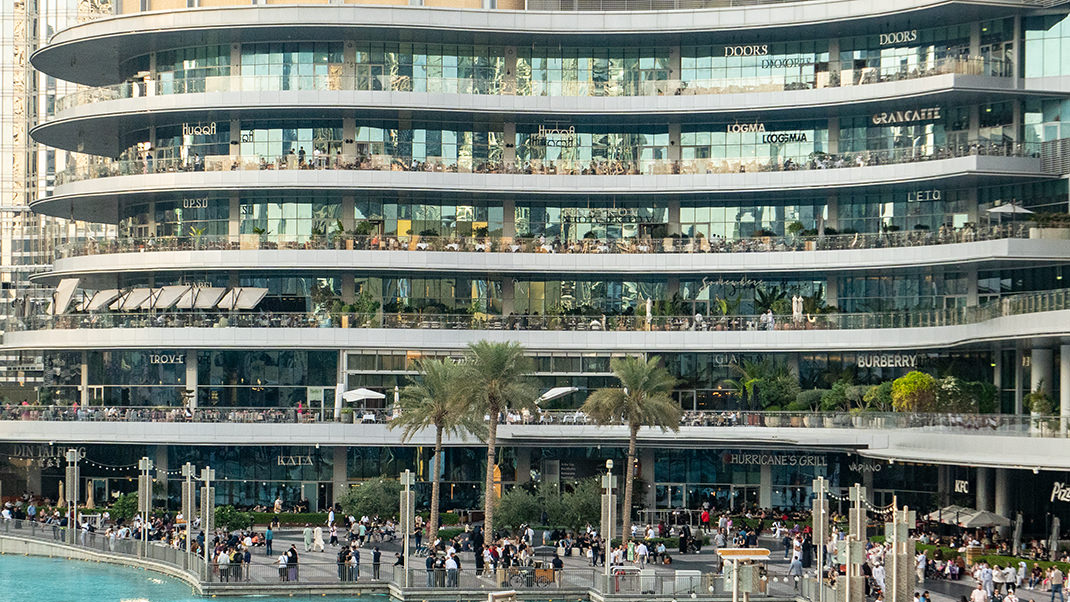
[341,388,386,403]
[537,386,578,404]
[987,203,1034,226]
[960,510,1011,528]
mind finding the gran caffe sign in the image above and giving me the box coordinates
[871,107,942,126]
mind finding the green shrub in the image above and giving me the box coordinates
[338,478,402,518]
[794,389,826,411]
[251,512,328,526]
[891,371,937,412]
[215,505,254,532]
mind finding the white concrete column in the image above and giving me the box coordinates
[969,21,981,57]
[228,194,240,241]
[332,446,348,505]
[641,447,656,512]
[185,351,197,410]
[502,198,516,238]
[343,118,356,158]
[826,276,839,308]
[1060,344,1070,430]
[969,106,980,141]
[503,46,517,94]
[501,277,514,315]
[1032,347,1054,396]
[341,195,355,232]
[515,447,532,485]
[668,123,681,163]
[503,122,517,167]
[154,445,168,485]
[827,118,839,155]
[79,351,89,406]
[966,268,979,307]
[827,38,840,84]
[759,464,772,509]
[976,467,992,512]
[994,468,1011,518]
[862,468,875,504]
[668,199,681,236]
[229,118,240,159]
[229,43,241,78]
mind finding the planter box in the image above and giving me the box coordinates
[803,415,819,428]
[765,416,782,427]
[1029,227,1070,240]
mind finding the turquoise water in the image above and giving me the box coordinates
[0,554,377,602]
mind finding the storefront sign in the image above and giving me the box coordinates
[857,354,918,369]
[954,480,970,494]
[871,107,942,125]
[182,198,210,209]
[1051,482,1070,503]
[560,208,656,224]
[880,30,918,46]
[182,122,218,137]
[9,444,80,460]
[277,455,314,466]
[727,122,766,134]
[849,461,883,473]
[149,353,186,365]
[762,132,809,144]
[761,58,813,69]
[907,190,942,202]
[724,453,827,466]
[530,125,577,148]
[723,45,769,57]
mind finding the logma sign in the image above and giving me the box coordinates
[856,354,918,369]
[725,122,808,143]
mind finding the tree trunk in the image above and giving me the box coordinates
[621,425,638,544]
[483,407,499,539]
[429,425,443,538]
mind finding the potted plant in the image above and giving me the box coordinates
[332,219,347,250]
[1026,382,1055,433]
[1029,212,1070,240]
[339,407,355,424]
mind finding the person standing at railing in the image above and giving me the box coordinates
[265,525,273,556]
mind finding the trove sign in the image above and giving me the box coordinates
[857,354,918,369]
[871,107,942,125]
[149,353,185,365]
[723,453,827,466]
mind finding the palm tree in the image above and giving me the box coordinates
[463,341,537,539]
[389,358,484,537]
[581,355,680,544]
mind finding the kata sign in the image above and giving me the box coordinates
[871,107,942,125]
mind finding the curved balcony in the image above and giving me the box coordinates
[37,229,1070,284]
[38,144,1047,222]
[31,3,1040,86]
[6,288,1070,354]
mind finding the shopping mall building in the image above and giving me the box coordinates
[4,0,1070,532]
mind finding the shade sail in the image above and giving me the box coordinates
[537,386,578,403]
[117,288,152,311]
[216,287,268,310]
[85,289,120,312]
[52,278,80,315]
[987,203,1035,214]
[152,285,190,310]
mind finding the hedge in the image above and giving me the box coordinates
[872,538,1070,574]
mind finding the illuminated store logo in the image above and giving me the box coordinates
[907,190,942,202]
[182,122,217,137]
[723,453,827,466]
[857,354,918,368]
[183,198,210,209]
[955,480,970,494]
[149,353,185,365]
[761,58,814,69]
[1052,482,1070,503]
[849,462,883,473]
[762,132,808,144]
[277,455,314,466]
[871,107,942,125]
[723,45,769,57]
[530,125,577,148]
[726,122,766,134]
[560,207,656,224]
[880,30,918,46]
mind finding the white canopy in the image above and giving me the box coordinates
[537,386,579,403]
[342,388,386,402]
[52,278,80,315]
[136,288,163,310]
[960,510,1012,528]
[85,289,120,312]
[117,288,153,311]
[152,285,191,310]
[175,287,226,310]
[216,287,268,310]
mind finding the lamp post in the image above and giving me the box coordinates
[399,469,415,587]
[601,459,615,594]
[64,448,80,546]
[138,456,154,557]
[200,467,216,581]
[812,476,829,602]
[181,462,197,571]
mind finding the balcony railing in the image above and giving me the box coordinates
[54,56,1008,113]
[54,139,1040,187]
[4,406,1069,438]
[54,223,1034,261]
[11,287,1070,334]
